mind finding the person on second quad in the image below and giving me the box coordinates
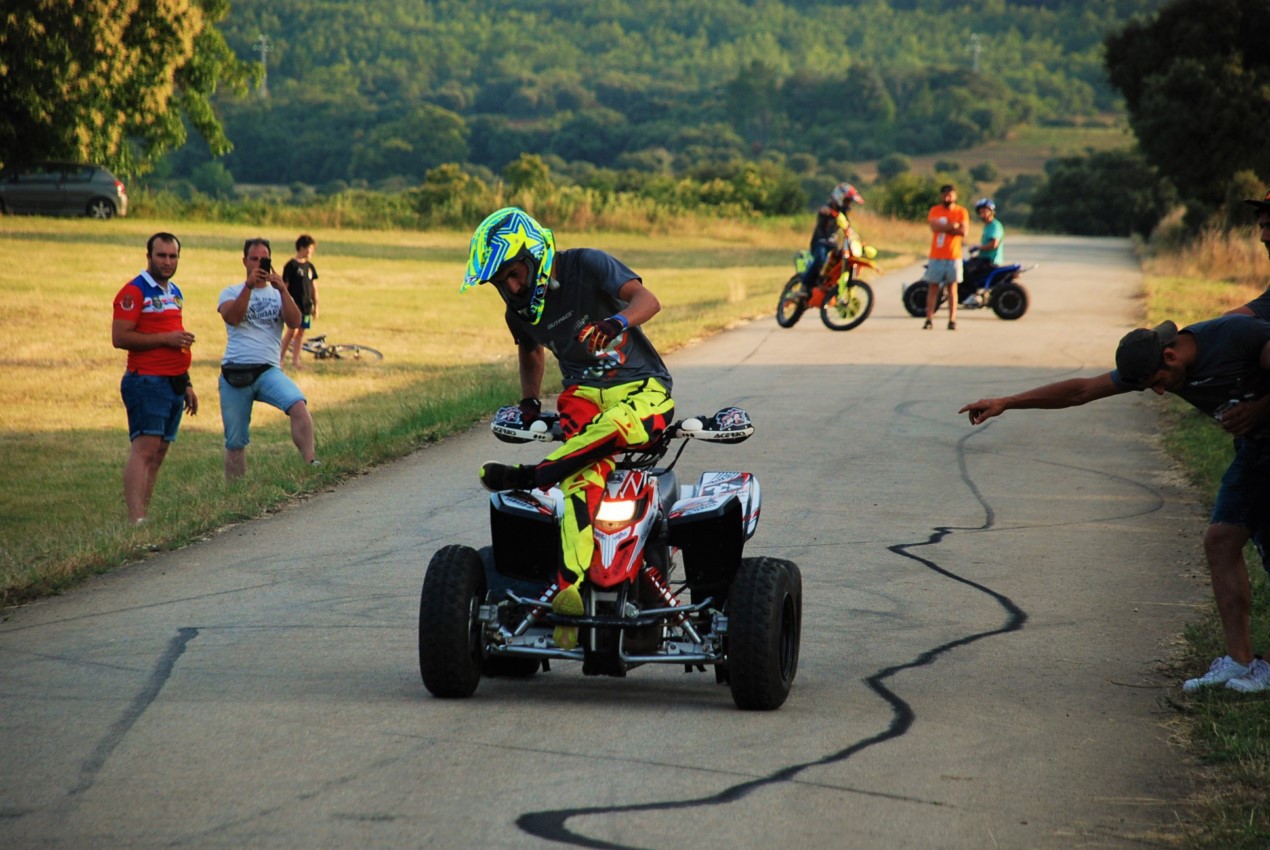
[800,182,865,292]
[462,207,675,650]
[962,198,1005,305]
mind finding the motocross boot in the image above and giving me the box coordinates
[552,577,585,650]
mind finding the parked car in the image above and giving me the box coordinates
[0,162,128,219]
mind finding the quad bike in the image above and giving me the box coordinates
[418,405,802,711]
[902,254,1036,321]
[776,235,880,331]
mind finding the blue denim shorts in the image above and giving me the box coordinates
[218,365,306,450]
[1211,437,1270,570]
[121,372,185,442]
[924,259,963,287]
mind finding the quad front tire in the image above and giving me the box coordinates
[726,557,802,710]
[419,544,487,698]
[903,280,938,318]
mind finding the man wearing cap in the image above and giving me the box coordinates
[959,314,1270,693]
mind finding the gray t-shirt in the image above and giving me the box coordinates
[1112,315,1270,436]
[504,248,673,391]
[219,283,285,366]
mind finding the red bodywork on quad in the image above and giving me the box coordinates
[587,470,659,588]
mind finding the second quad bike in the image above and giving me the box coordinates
[902,256,1035,321]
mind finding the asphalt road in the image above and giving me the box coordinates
[1,235,1210,849]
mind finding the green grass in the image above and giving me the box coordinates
[0,213,925,604]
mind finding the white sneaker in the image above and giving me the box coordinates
[1182,655,1251,692]
[1225,658,1270,694]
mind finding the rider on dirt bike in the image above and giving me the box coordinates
[461,207,675,650]
[801,182,865,290]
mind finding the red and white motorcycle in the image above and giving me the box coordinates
[418,406,802,710]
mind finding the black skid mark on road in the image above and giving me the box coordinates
[514,429,1026,849]
[69,627,199,796]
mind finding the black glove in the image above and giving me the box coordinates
[577,316,628,355]
[518,397,541,423]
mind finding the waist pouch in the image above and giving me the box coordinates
[167,371,191,395]
[221,363,272,388]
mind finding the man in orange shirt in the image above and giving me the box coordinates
[112,233,198,525]
[922,183,970,330]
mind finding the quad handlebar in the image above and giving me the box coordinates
[491,405,754,448]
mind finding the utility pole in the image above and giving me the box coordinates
[969,32,982,73]
[254,34,271,97]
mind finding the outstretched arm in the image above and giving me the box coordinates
[959,373,1125,425]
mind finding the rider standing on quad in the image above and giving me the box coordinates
[963,198,1004,306]
[461,207,676,647]
[800,182,865,291]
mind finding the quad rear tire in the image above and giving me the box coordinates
[727,557,802,710]
[419,544,487,698]
[989,281,1028,320]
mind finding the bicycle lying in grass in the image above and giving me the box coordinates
[301,334,383,362]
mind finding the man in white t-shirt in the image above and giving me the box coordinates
[217,237,317,480]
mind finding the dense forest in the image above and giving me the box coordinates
[159,0,1167,202]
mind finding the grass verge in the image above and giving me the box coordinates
[1142,256,1270,849]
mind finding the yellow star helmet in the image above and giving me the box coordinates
[462,207,556,324]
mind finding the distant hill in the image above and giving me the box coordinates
[162,0,1166,196]
[855,121,1135,184]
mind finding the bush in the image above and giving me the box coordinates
[190,162,236,199]
[971,162,999,182]
[875,172,942,222]
[1028,149,1176,238]
[876,153,912,182]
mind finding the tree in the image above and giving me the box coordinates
[0,0,256,175]
[1104,0,1270,226]
[1027,149,1176,238]
[190,161,236,198]
[347,104,469,182]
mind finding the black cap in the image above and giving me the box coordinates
[1245,189,1270,214]
[1115,321,1179,388]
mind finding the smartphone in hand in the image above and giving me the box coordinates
[259,257,272,274]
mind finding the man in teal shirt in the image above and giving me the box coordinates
[974,198,1004,264]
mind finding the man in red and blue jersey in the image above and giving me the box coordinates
[111,232,198,525]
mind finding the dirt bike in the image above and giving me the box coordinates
[418,405,802,711]
[776,235,880,331]
[902,254,1036,321]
